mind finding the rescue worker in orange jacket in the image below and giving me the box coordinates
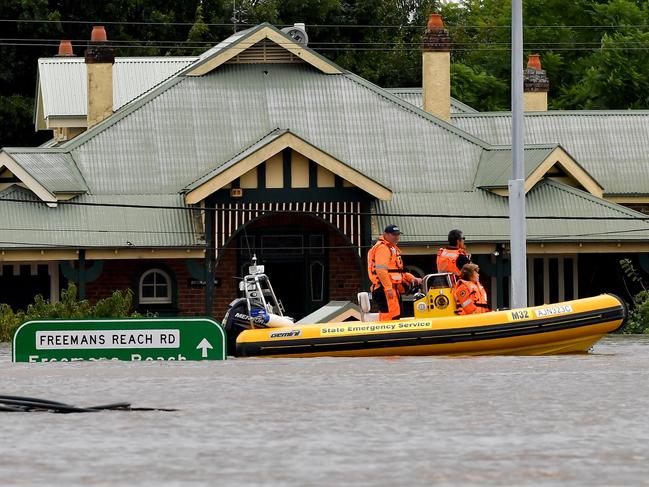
[453,263,490,315]
[367,224,422,321]
[436,229,471,279]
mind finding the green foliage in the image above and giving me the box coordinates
[621,290,649,334]
[620,258,646,290]
[618,258,649,333]
[0,95,47,148]
[186,5,212,55]
[0,284,140,342]
[451,63,509,111]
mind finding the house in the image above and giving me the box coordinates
[1,18,649,319]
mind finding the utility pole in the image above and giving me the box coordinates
[509,0,528,308]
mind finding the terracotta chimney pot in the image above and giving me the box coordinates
[90,26,108,42]
[527,54,542,71]
[427,13,444,30]
[57,40,74,56]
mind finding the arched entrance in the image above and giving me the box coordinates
[218,213,363,320]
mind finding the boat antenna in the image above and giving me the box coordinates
[241,220,254,263]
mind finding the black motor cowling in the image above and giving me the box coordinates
[221,298,267,356]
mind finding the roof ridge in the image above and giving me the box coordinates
[486,143,559,151]
[39,56,198,62]
[384,87,478,112]
[453,110,649,118]
[66,151,90,193]
[540,179,647,217]
[342,72,490,149]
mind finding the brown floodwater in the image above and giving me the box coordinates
[1,335,649,486]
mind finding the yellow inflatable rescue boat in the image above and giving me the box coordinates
[222,262,627,358]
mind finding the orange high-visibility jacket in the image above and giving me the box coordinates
[436,247,470,277]
[367,237,415,290]
[453,279,489,315]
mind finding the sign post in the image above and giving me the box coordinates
[12,318,226,362]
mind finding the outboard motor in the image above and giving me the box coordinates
[222,256,295,354]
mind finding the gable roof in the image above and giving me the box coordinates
[474,144,603,197]
[183,129,392,203]
[185,23,343,76]
[35,56,195,129]
[0,150,87,206]
[453,111,649,196]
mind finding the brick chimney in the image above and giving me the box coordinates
[85,26,114,128]
[523,54,549,111]
[421,13,452,121]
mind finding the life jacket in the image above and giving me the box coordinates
[453,279,489,315]
[368,237,406,289]
[437,247,469,277]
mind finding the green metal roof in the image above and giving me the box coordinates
[0,186,203,249]
[374,179,649,245]
[53,62,486,195]
[386,87,478,113]
[473,145,556,188]
[453,111,649,196]
[3,149,87,194]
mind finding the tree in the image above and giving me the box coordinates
[185,4,213,55]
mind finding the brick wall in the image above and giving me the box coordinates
[82,214,364,321]
[84,258,215,318]
[328,230,363,300]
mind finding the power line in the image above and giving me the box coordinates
[3,18,649,29]
[4,44,649,54]
[5,42,649,54]
[7,37,649,47]
[2,196,649,222]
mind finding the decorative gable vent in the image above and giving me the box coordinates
[226,39,302,64]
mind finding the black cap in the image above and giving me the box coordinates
[384,224,401,235]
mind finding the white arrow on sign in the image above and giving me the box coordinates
[196,338,213,358]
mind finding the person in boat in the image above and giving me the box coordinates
[367,224,422,321]
[436,229,471,279]
[453,263,490,315]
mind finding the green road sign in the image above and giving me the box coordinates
[12,318,226,362]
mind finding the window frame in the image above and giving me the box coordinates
[138,268,172,305]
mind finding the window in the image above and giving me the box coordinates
[261,235,304,256]
[139,269,172,304]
